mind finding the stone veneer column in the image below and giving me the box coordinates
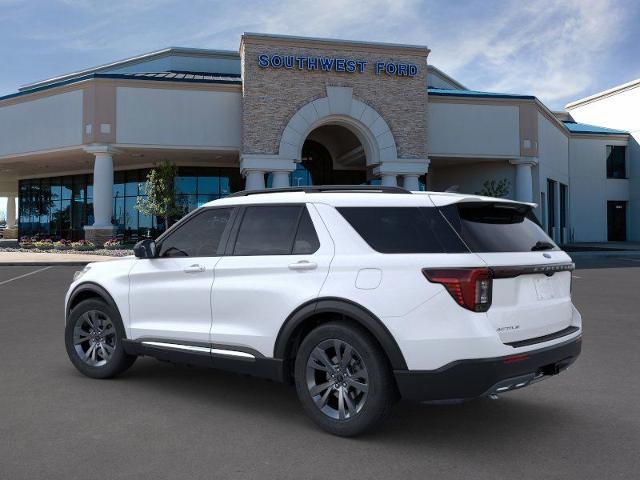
[84,145,117,246]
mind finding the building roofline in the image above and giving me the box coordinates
[2,72,241,104]
[562,120,628,136]
[240,32,430,56]
[19,47,240,92]
[427,65,466,90]
[565,78,640,109]
[428,87,535,100]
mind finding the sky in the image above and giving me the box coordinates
[1,0,640,216]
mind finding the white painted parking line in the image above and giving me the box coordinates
[0,266,52,286]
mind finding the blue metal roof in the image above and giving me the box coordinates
[428,87,535,100]
[562,121,628,135]
[0,71,242,102]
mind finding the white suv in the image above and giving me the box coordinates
[65,186,582,436]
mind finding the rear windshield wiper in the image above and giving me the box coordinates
[531,241,555,251]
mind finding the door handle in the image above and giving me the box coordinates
[288,260,317,271]
[184,264,206,273]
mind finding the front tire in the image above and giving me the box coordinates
[294,321,396,436]
[65,298,136,379]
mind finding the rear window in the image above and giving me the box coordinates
[440,202,558,253]
[337,207,468,254]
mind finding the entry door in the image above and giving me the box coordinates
[128,207,235,343]
[211,204,333,356]
[607,201,627,241]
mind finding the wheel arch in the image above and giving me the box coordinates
[274,297,408,382]
[66,282,120,321]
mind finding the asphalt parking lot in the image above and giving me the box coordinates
[1,255,639,479]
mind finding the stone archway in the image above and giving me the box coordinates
[240,85,429,190]
[278,86,398,167]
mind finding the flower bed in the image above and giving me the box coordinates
[70,240,96,251]
[103,238,124,250]
[5,236,134,256]
[54,239,73,251]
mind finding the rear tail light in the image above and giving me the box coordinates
[422,268,492,312]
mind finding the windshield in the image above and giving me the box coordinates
[440,202,559,253]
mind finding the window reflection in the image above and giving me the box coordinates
[18,167,241,241]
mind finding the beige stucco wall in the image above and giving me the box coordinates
[116,86,242,148]
[240,36,428,160]
[427,101,520,157]
[0,90,83,157]
[429,161,515,198]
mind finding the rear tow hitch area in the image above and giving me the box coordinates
[485,356,575,398]
[487,373,537,397]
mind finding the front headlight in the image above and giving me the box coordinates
[73,266,91,282]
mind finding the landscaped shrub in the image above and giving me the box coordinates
[103,238,123,250]
[53,239,73,250]
[70,240,96,251]
[33,239,54,250]
[19,236,34,249]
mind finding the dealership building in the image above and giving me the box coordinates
[0,33,637,244]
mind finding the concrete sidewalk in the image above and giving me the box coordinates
[0,251,118,266]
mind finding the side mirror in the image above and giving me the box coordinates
[133,239,157,259]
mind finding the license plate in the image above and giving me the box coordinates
[534,276,555,300]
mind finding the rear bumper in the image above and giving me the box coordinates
[394,335,582,402]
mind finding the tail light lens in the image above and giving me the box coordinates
[422,268,492,312]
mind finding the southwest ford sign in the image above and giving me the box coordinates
[257,54,418,77]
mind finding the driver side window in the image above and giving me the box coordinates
[158,208,233,257]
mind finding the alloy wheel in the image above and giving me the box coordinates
[305,339,369,420]
[73,310,117,367]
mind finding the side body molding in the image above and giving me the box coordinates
[274,297,408,370]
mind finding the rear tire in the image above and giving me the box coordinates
[65,298,136,379]
[294,321,397,436]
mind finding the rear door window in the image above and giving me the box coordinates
[440,202,558,253]
[337,207,468,254]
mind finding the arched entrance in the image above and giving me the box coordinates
[295,124,368,186]
[244,86,428,191]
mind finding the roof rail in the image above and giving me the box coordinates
[226,185,410,197]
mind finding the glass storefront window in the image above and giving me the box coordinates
[198,175,219,195]
[18,166,242,241]
[176,175,197,195]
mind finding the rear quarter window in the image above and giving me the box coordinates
[440,202,558,253]
[337,207,468,254]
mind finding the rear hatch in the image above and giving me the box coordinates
[433,196,575,345]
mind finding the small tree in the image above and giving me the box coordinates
[136,160,180,231]
[476,178,510,198]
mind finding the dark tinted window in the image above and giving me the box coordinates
[234,205,302,256]
[159,208,232,257]
[293,208,320,254]
[441,202,558,253]
[338,207,468,254]
[606,145,626,179]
